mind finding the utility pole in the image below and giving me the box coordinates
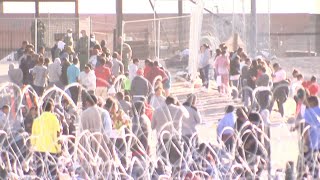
[178,0,183,50]
[35,0,39,17]
[0,1,3,14]
[116,0,123,46]
[251,0,257,56]
[75,0,79,38]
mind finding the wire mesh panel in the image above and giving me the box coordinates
[0,18,34,61]
[123,18,157,59]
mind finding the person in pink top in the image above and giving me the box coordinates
[214,48,230,95]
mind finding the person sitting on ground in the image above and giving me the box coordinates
[23,106,38,134]
[0,105,10,130]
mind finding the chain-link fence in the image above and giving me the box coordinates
[0,17,91,61]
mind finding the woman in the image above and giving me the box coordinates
[105,97,130,130]
[214,48,230,95]
[182,94,202,145]
[199,44,211,91]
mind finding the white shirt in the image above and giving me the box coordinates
[273,69,286,83]
[128,63,138,81]
[150,95,166,110]
[88,55,98,68]
[79,70,96,91]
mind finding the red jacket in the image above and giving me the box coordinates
[145,66,168,84]
[95,65,111,87]
[308,83,319,96]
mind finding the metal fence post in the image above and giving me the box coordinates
[35,18,38,53]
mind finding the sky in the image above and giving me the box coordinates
[3,0,320,14]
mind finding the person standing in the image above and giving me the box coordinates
[303,96,320,179]
[131,101,151,158]
[214,48,230,95]
[31,101,61,179]
[117,36,132,72]
[217,105,236,151]
[60,58,71,89]
[67,57,80,104]
[79,64,96,108]
[256,66,272,110]
[128,58,139,81]
[182,94,202,142]
[8,63,23,87]
[63,28,74,50]
[131,68,152,101]
[31,57,48,96]
[48,58,62,88]
[76,30,89,71]
[270,63,289,117]
[111,52,124,77]
[198,44,211,91]
[150,85,166,110]
[95,58,111,99]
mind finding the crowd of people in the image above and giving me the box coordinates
[1,29,320,179]
[210,43,320,179]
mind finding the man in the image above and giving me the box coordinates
[79,64,96,108]
[81,94,107,133]
[256,66,272,110]
[20,49,37,85]
[32,57,48,96]
[111,52,124,77]
[79,64,96,94]
[76,30,89,71]
[151,96,186,166]
[150,85,166,110]
[67,57,80,104]
[131,68,152,101]
[48,58,62,87]
[116,92,132,117]
[117,36,132,72]
[88,44,101,69]
[95,58,111,99]
[128,58,139,81]
[270,63,289,117]
[303,96,320,179]
[16,41,28,61]
[80,94,112,161]
[8,63,23,86]
[145,61,168,84]
[31,101,61,179]
[63,28,73,50]
[131,101,151,160]
[38,46,45,57]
